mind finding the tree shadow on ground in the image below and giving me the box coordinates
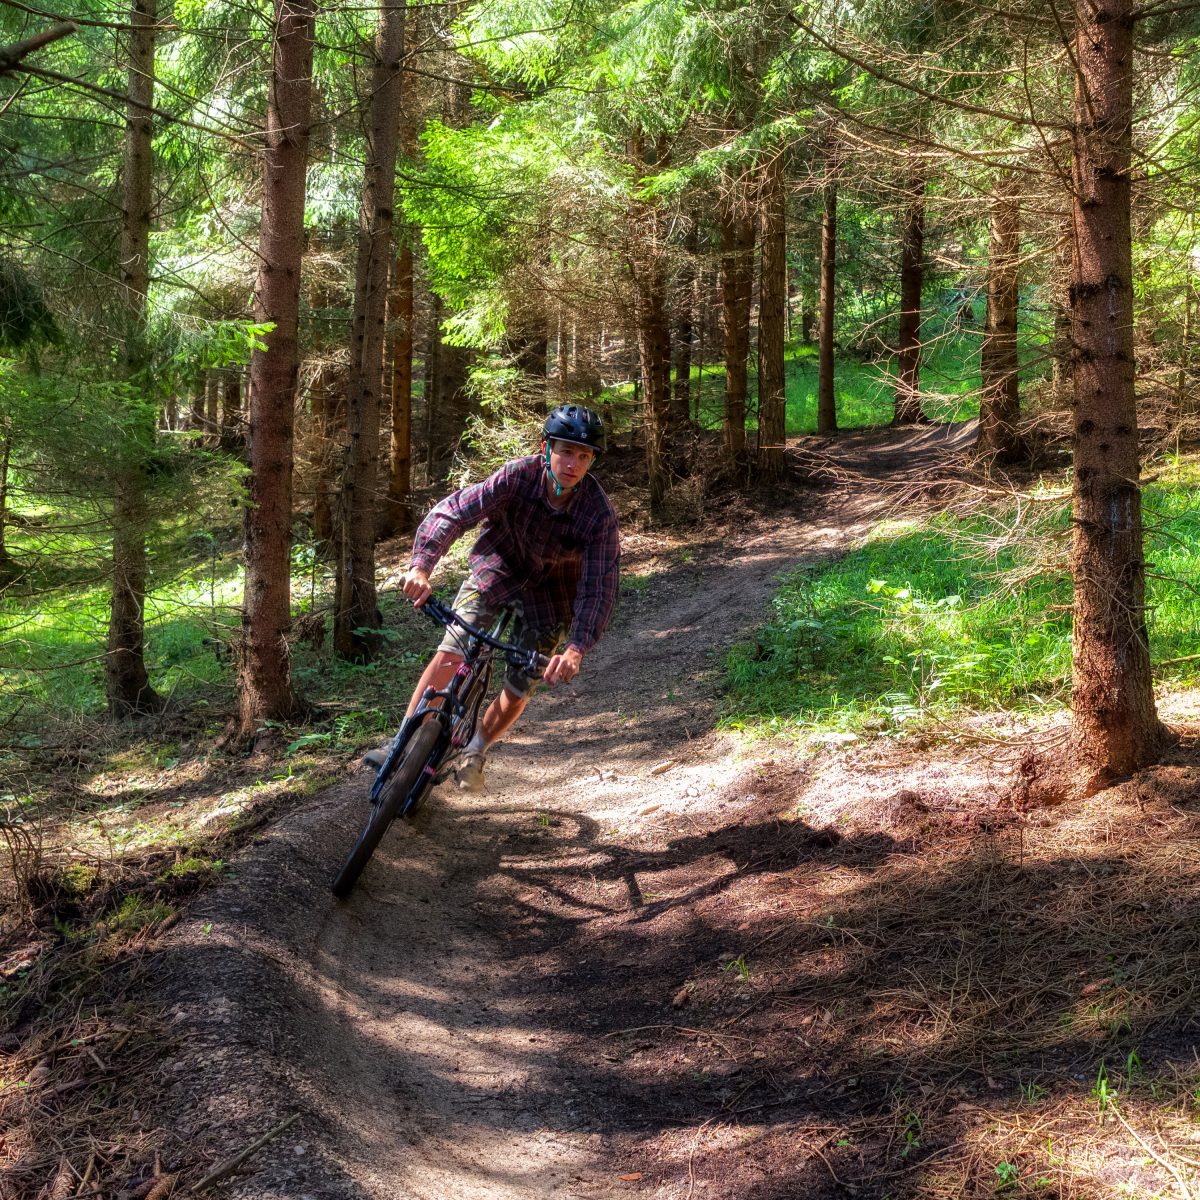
[127,739,1200,1199]
[438,757,1200,1197]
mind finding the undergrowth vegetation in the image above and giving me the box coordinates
[596,328,988,439]
[725,459,1200,736]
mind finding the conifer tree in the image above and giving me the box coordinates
[107,0,162,717]
[237,0,315,735]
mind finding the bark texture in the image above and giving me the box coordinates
[976,173,1022,464]
[1068,0,1164,783]
[107,0,161,717]
[334,0,405,661]
[220,368,244,450]
[0,431,13,579]
[627,133,672,519]
[237,0,314,734]
[383,234,414,537]
[817,178,838,435]
[309,364,342,547]
[380,37,415,540]
[758,155,787,480]
[893,176,926,425]
[720,185,755,464]
[1051,228,1073,404]
[204,370,219,442]
[671,220,698,427]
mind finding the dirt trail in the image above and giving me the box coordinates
[156,422,976,1199]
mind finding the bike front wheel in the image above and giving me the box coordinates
[331,719,443,898]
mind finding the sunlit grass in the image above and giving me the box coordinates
[724,461,1200,737]
[601,329,988,437]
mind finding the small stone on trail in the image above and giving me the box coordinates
[293,1144,307,1156]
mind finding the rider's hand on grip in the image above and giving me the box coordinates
[543,645,582,686]
[402,566,433,607]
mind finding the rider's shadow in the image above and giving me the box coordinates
[480,803,893,931]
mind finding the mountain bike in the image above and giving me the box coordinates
[330,597,547,898]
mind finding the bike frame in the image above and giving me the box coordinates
[368,598,543,810]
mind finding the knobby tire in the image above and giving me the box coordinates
[331,719,443,898]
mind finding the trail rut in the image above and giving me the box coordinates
[155,422,975,1199]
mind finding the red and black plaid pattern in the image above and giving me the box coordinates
[411,455,620,653]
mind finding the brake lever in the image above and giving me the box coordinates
[421,596,452,626]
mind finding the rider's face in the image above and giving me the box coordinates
[547,439,596,489]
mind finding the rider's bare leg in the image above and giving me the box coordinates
[405,650,463,717]
[478,684,530,746]
[365,651,465,769]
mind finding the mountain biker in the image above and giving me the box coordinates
[366,404,620,792]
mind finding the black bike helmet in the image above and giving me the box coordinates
[542,404,607,455]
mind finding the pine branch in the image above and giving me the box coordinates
[0,21,76,76]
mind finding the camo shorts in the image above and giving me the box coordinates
[436,576,567,697]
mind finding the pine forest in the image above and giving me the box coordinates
[3,0,1200,1194]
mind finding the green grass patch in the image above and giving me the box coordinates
[110,895,174,933]
[158,856,224,882]
[601,333,987,439]
[693,335,982,433]
[724,464,1200,736]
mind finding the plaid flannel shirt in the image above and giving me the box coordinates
[411,455,620,653]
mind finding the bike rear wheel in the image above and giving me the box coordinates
[331,719,443,898]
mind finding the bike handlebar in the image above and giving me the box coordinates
[420,596,549,678]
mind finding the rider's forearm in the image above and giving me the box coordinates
[567,523,620,651]
[412,463,521,572]
[568,564,620,651]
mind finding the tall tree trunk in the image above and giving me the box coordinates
[1067,0,1164,785]
[310,365,342,547]
[334,0,405,661]
[893,175,926,425]
[627,133,672,518]
[0,429,13,580]
[381,45,416,540]
[423,289,442,470]
[758,155,787,480]
[671,220,697,427]
[976,173,1022,464]
[383,235,414,536]
[204,369,219,443]
[632,271,671,516]
[187,370,204,430]
[720,183,754,465]
[553,307,567,396]
[426,336,471,475]
[817,177,838,434]
[237,0,314,735]
[107,0,161,717]
[1051,227,1073,404]
[219,368,244,450]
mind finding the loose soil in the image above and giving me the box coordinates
[38,421,1200,1200]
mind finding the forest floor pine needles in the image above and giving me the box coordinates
[617,738,1200,1196]
[0,420,1198,1195]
